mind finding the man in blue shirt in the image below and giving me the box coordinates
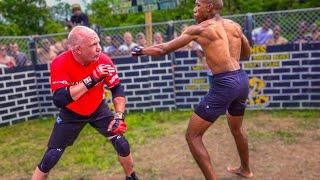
[252,18,273,45]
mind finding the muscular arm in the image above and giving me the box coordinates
[240,34,251,60]
[142,25,200,56]
[113,96,126,113]
[69,82,88,100]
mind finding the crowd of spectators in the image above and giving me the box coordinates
[252,18,320,45]
[0,43,32,68]
[1,16,320,67]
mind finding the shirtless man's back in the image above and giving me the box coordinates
[132,0,253,179]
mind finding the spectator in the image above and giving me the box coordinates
[10,43,33,67]
[66,4,89,30]
[118,32,138,52]
[267,25,288,45]
[153,32,164,45]
[307,23,320,42]
[103,35,117,55]
[0,44,16,68]
[54,41,67,55]
[37,39,57,64]
[136,32,147,48]
[293,21,312,43]
[252,18,273,45]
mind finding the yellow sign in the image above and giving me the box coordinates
[186,85,198,90]
[200,84,210,90]
[192,65,206,71]
[252,54,271,61]
[186,84,209,91]
[104,89,114,112]
[272,53,289,60]
[244,62,261,69]
[248,77,269,107]
[192,78,207,84]
[251,45,267,54]
[263,61,280,68]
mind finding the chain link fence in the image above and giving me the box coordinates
[99,13,247,57]
[33,32,69,64]
[0,8,319,65]
[0,36,31,67]
[252,8,320,44]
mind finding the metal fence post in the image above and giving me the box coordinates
[245,13,253,45]
[28,36,38,65]
[166,21,175,42]
[94,25,102,41]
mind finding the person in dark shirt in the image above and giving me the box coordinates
[10,43,33,67]
[66,4,90,29]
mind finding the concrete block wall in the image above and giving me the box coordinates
[1,43,319,125]
[243,43,320,109]
[113,55,176,113]
[0,66,40,126]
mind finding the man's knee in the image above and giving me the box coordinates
[110,135,130,157]
[38,148,64,173]
[185,129,202,144]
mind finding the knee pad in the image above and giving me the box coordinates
[38,148,64,173]
[110,135,130,157]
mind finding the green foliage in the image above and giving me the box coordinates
[0,0,319,35]
[43,20,66,34]
[89,0,320,27]
[0,0,66,36]
[0,0,49,35]
[0,23,21,36]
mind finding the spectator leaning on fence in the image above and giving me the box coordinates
[267,25,288,45]
[10,43,33,67]
[293,21,312,43]
[307,23,320,42]
[103,35,117,55]
[252,17,273,45]
[118,32,138,53]
[0,44,16,68]
[37,39,58,64]
[136,32,147,48]
[153,32,164,45]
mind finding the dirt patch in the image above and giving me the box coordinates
[98,115,320,180]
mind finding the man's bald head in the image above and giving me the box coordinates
[68,26,98,49]
[202,0,223,10]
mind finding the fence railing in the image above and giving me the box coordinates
[0,8,319,66]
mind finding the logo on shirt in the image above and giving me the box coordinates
[56,116,63,124]
[52,80,69,85]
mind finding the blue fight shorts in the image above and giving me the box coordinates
[195,69,249,123]
[47,100,114,149]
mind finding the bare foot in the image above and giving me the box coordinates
[227,166,253,178]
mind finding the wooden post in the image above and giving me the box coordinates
[145,11,153,46]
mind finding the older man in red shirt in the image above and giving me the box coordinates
[32,26,138,180]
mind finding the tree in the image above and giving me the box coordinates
[0,0,64,35]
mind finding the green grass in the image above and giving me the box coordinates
[0,109,319,178]
[246,110,319,144]
[245,109,320,130]
[248,129,302,145]
[0,110,192,177]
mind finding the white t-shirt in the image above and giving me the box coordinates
[118,42,138,52]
